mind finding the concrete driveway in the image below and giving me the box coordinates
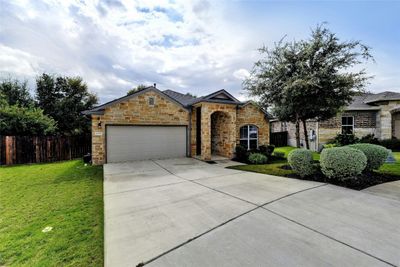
[104,158,400,267]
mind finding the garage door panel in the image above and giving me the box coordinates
[106,126,187,163]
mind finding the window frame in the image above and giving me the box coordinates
[239,125,259,150]
[148,96,155,106]
[341,116,354,134]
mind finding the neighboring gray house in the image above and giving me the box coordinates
[271,91,400,151]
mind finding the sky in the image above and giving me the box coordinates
[0,0,399,104]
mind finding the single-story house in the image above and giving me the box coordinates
[271,91,400,151]
[83,85,269,165]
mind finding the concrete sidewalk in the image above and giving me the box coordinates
[104,158,400,267]
[363,180,400,201]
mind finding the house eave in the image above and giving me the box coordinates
[82,110,105,115]
[189,99,244,106]
[82,86,189,115]
[343,107,381,111]
[364,98,400,104]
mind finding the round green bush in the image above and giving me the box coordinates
[320,147,367,180]
[248,153,268,164]
[287,149,315,177]
[348,143,389,171]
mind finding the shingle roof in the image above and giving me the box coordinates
[163,89,242,106]
[345,91,400,111]
[345,94,381,111]
[364,91,400,104]
[162,90,199,106]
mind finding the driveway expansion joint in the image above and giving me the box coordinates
[139,161,333,266]
[261,207,396,267]
[104,180,188,196]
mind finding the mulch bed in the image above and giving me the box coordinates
[279,165,400,190]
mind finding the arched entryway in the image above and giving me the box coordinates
[211,111,231,158]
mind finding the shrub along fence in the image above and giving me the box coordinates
[0,135,91,165]
[270,131,288,147]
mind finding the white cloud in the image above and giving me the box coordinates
[0,0,398,104]
[112,64,126,70]
[0,45,42,76]
[1,0,253,102]
[233,68,250,81]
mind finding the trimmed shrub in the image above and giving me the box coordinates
[248,153,268,164]
[348,143,389,171]
[235,145,248,162]
[320,147,367,180]
[287,149,315,177]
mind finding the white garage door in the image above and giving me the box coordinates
[106,125,187,163]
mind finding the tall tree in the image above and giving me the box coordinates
[127,84,147,95]
[59,77,98,135]
[0,78,34,107]
[244,25,372,148]
[36,73,98,135]
[36,73,59,119]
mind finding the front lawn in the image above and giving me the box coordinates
[274,146,320,160]
[0,160,103,266]
[377,152,400,176]
[230,147,400,189]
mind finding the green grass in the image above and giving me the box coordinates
[231,147,400,178]
[0,160,103,267]
[377,152,400,176]
[231,159,294,177]
[274,146,320,160]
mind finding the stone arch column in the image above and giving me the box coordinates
[200,103,237,160]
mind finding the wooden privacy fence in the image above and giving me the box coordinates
[270,131,288,147]
[0,135,91,165]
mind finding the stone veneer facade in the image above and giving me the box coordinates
[271,102,400,151]
[91,90,269,164]
[190,102,269,161]
[91,91,189,164]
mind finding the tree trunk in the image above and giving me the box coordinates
[295,119,300,148]
[302,120,310,149]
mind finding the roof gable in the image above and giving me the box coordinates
[240,101,272,119]
[203,89,240,103]
[189,89,241,105]
[82,86,187,115]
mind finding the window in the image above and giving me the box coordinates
[341,116,354,134]
[148,97,155,106]
[240,125,258,150]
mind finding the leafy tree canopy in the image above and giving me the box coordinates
[36,73,98,135]
[0,101,56,136]
[244,24,373,147]
[0,78,34,107]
